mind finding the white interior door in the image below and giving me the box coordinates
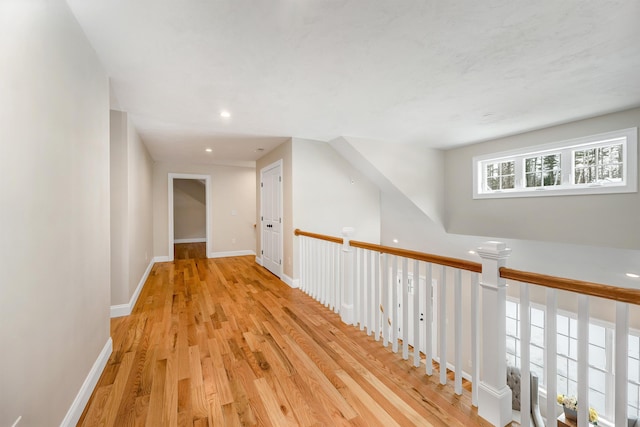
[260,162,282,277]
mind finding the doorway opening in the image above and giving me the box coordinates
[168,173,211,261]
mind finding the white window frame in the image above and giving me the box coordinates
[473,128,637,199]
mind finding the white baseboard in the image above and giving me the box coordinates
[174,238,206,244]
[153,255,170,263]
[255,256,263,266]
[209,250,256,259]
[110,258,155,318]
[282,274,300,289]
[60,337,112,427]
[438,359,473,383]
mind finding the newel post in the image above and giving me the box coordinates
[340,227,355,325]
[477,241,512,427]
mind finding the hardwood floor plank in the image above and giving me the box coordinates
[254,377,298,427]
[78,256,496,427]
[145,358,167,427]
[334,369,403,427]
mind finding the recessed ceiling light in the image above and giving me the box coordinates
[392,239,399,244]
[468,250,476,255]
[626,273,640,278]
[220,111,231,118]
[205,148,213,153]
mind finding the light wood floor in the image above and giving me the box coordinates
[78,256,493,427]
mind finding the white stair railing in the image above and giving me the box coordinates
[295,229,482,405]
[501,268,640,427]
[295,229,640,427]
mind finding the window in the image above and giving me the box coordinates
[473,128,637,198]
[525,153,561,188]
[486,160,515,191]
[506,299,637,423]
[574,143,623,185]
[506,300,545,379]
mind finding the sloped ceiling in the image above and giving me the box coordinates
[66,0,640,165]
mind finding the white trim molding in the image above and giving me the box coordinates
[282,274,300,289]
[153,256,170,263]
[209,250,256,259]
[255,256,263,266]
[60,338,112,427]
[110,258,155,318]
[174,238,206,244]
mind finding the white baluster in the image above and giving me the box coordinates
[577,295,589,427]
[334,243,338,310]
[546,289,558,426]
[353,249,358,321]
[310,239,316,299]
[520,282,531,427]
[382,253,389,347]
[299,237,305,292]
[374,253,381,342]
[425,263,433,376]
[352,249,357,322]
[471,272,479,407]
[333,245,344,313]
[367,251,373,336]
[439,265,447,385]
[454,268,462,395]
[332,243,338,311]
[402,257,409,360]
[324,242,333,309]
[317,240,322,302]
[335,247,345,313]
[392,256,399,353]
[413,259,420,368]
[313,239,318,299]
[359,249,366,331]
[325,242,333,310]
[320,240,327,307]
[305,237,310,293]
[340,227,354,325]
[615,302,629,427]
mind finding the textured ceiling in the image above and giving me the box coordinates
[67,0,640,165]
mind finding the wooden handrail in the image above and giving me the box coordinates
[500,267,640,306]
[294,228,481,273]
[294,229,344,244]
[350,240,482,273]
[294,229,640,304]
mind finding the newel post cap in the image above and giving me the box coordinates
[477,241,512,260]
[341,227,355,237]
[342,227,355,251]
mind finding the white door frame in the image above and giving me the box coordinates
[168,173,211,261]
[260,159,283,278]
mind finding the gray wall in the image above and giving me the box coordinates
[0,1,111,425]
[445,107,640,250]
[173,179,206,240]
[153,162,257,258]
[110,110,154,307]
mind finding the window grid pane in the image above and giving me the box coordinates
[574,143,624,184]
